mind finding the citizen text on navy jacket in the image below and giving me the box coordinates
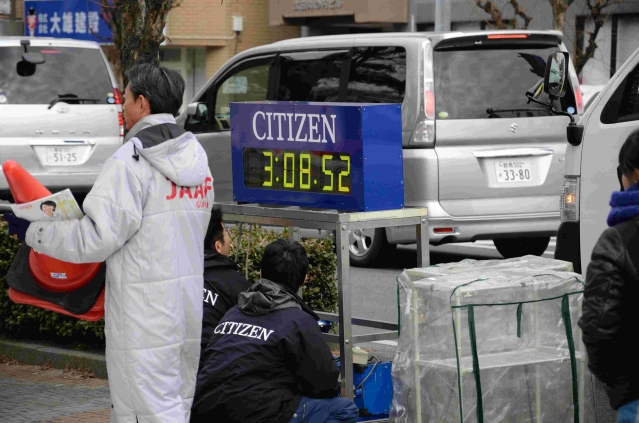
[191,279,339,423]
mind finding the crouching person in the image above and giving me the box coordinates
[191,239,359,423]
[200,205,250,369]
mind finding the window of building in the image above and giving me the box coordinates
[159,49,181,62]
[276,50,348,102]
[452,22,480,31]
[417,23,434,32]
[601,63,639,124]
[346,47,406,104]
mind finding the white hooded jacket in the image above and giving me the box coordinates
[25,114,214,423]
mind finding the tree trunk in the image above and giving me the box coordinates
[554,10,566,32]
[101,0,180,87]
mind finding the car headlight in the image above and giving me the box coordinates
[560,176,580,222]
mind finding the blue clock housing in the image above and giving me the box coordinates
[230,102,404,212]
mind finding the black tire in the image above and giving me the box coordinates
[349,228,396,267]
[493,237,551,259]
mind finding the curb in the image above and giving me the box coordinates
[0,337,107,379]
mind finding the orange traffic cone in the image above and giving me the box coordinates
[3,160,105,321]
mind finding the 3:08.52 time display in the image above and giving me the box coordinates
[243,148,351,195]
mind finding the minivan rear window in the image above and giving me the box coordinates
[0,47,113,105]
[433,47,575,119]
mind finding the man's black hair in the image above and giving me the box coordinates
[204,205,224,250]
[125,62,185,117]
[260,239,309,291]
[40,200,56,211]
[618,129,639,178]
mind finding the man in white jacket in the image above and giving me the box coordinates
[4,62,213,423]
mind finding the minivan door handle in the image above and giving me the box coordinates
[473,148,554,158]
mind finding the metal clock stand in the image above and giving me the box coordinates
[218,202,429,400]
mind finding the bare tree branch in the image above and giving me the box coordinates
[475,0,532,29]
[509,0,532,29]
[574,0,622,75]
[476,0,509,29]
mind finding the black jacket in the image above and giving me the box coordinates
[579,218,639,410]
[200,251,251,364]
[191,279,339,423]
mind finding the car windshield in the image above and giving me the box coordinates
[433,47,574,119]
[0,47,113,105]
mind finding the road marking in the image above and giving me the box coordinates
[372,340,398,346]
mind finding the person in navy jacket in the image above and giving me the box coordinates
[191,238,359,423]
[199,205,250,368]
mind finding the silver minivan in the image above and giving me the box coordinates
[178,30,582,266]
[0,37,123,206]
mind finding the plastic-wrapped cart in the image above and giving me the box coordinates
[391,256,596,423]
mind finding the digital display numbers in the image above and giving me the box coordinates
[243,148,352,195]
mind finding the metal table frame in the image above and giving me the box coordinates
[219,203,429,399]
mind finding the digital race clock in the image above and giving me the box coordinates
[230,102,403,211]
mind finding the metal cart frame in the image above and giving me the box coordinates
[218,203,429,399]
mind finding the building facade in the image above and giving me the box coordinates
[1,0,300,109]
[162,0,299,109]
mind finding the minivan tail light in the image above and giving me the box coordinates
[412,39,436,148]
[560,176,580,222]
[424,82,435,120]
[118,112,125,139]
[114,88,123,105]
[567,63,583,115]
[574,85,584,115]
[410,120,435,146]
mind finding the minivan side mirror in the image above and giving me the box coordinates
[544,51,569,99]
[524,51,584,146]
[186,102,208,118]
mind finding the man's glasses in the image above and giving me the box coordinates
[213,226,232,244]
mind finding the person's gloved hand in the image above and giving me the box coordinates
[2,213,31,242]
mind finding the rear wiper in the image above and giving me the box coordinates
[486,107,552,118]
[48,96,101,109]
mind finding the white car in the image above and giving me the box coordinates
[580,84,605,112]
[0,37,124,207]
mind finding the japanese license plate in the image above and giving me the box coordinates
[495,160,532,183]
[46,147,79,165]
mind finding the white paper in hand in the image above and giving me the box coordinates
[10,189,84,222]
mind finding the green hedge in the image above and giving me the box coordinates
[0,220,337,346]
[229,225,338,313]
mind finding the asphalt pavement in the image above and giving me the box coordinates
[0,358,110,423]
